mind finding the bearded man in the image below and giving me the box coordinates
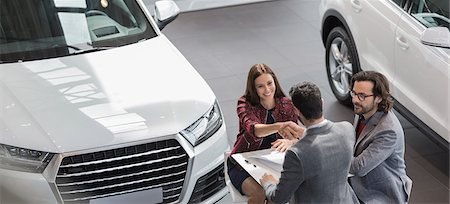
[349,71,412,204]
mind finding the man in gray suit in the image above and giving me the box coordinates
[349,71,412,203]
[260,82,359,204]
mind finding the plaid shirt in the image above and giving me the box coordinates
[230,96,298,155]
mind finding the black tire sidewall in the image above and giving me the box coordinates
[325,26,360,106]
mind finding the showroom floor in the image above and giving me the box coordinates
[161,0,449,203]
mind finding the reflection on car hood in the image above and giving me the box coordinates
[0,36,215,153]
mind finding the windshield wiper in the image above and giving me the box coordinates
[72,46,114,55]
[0,59,25,64]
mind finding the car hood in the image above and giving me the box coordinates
[0,36,215,153]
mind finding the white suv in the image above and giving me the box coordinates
[319,0,449,147]
[0,0,229,203]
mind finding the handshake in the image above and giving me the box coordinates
[270,121,305,152]
[278,121,305,140]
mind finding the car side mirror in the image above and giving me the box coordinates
[420,27,450,49]
[154,0,180,30]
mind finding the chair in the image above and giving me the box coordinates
[224,151,248,203]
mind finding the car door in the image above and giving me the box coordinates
[349,0,404,82]
[393,0,450,142]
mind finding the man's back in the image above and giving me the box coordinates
[264,120,358,203]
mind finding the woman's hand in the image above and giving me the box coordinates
[271,138,296,152]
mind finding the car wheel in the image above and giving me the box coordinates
[325,26,360,106]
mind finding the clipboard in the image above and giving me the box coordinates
[231,149,285,184]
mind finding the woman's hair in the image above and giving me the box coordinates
[350,71,394,112]
[244,63,286,106]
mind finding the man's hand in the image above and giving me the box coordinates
[260,173,278,186]
[279,121,305,140]
[271,139,295,152]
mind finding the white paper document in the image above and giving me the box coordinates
[249,149,285,173]
[231,149,285,184]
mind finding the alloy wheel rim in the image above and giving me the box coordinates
[328,37,353,96]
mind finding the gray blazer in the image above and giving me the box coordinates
[263,120,359,204]
[349,111,412,204]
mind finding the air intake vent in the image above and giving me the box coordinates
[56,139,188,203]
[188,163,226,203]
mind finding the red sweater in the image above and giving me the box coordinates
[230,96,298,155]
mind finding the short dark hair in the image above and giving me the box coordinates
[350,71,394,112]
[244,63,286,106]
[289,82,322,120]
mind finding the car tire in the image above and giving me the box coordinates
[325,26,360,106]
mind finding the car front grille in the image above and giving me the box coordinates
[55,139,188,203]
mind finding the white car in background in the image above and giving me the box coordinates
[0,0,229,203]
[319,0,449,147]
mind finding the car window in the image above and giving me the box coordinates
[392,0,406,7]
[0,0,157,63]
[408,0,449,29]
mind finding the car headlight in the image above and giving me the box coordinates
[0,144,54,173]
[180,100,223,146]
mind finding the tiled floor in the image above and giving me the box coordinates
[160,0,450,203]
[145,0,270,12]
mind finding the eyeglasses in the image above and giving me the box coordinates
[350,91,374,101]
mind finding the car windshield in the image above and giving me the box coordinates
[0,0,157,63]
